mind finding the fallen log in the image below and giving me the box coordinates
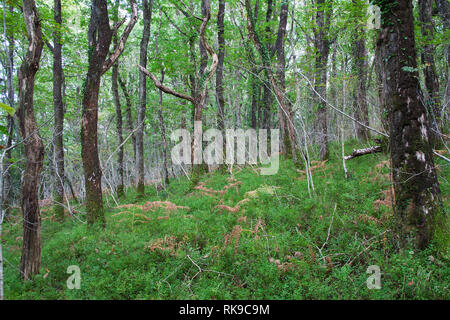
[344,146,382,160]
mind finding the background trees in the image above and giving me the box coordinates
[0,0,447,288]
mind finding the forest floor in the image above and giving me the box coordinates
[2,140,449,299]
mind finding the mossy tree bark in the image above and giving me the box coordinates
[17,0,45,279]
[376,0,442,249]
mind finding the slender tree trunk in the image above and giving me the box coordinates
[111,8,124,197]
[352,0,369,141]
[328,41,337,137]
[374,33,388,132]
[52,0,65,220]
[275,1,297,162]
[136,0,153,197]
[17,0,45,279]
[118,75,136,163]
[419,0,441,147]
[157,70,169,186]
[435,0,450,111]
[262,81,272,130]
[216,0,226,167]
[313,0,332,160]
[377,0,442,249]
[261,0,274,131]
[3,5,14,218]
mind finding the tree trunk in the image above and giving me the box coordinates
[136,0,153,197]
[52,0,65,220]
[81,0,137,224]
[374,33,388,132]
[17,0,45,279]
[2,5,15,218]
[419,0,441,147]
[435,0,450,112]
[216,0,226,167]
[158,69,169,186]
[261,81,272,130]
[377,0,442,249]
[118,75,136,163]
[352,0,369,141]
[111,8,124,198]
[275,1,297,162]
[313,0,332,161]
[81,0,112,225]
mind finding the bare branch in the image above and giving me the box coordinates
[138,65,195,104]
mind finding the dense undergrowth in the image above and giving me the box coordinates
[2,140,449,299]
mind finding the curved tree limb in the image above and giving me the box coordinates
[198,0,218,98]
[102,0,138,74]
[138,65,195,104]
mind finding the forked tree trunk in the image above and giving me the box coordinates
[52,0,65,220]
[81,0,112,225]
[377,0,442,249]
[17,0,45,279]
[81,0,137,224]
[136,0,153,197]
